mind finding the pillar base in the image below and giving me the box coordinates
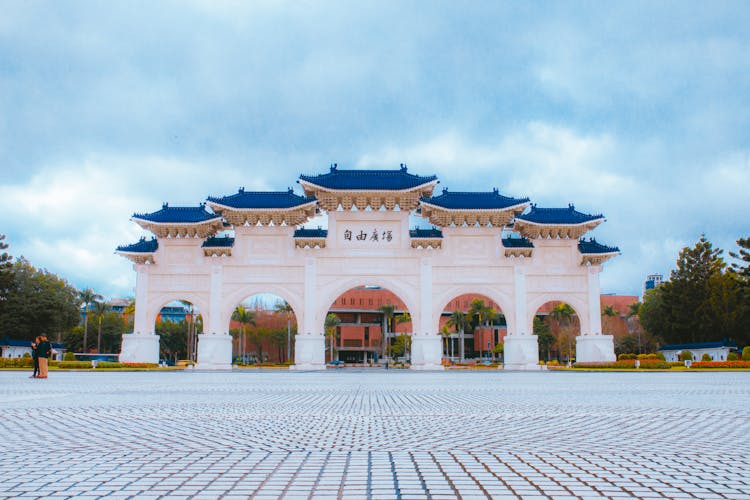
[291,334,326,371]
[410,334,444,370]
[119,333,159,364]
[576,334,616,362]
[504,334,541,370]
[196,333,233,370]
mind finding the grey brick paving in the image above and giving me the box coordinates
[1,371,749,499]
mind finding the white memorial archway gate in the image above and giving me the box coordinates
[117,165,619,370]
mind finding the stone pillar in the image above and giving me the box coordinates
[576,266,616,362]
[196,264,232,370]
[504,263,541,370]
[411,257,443,370]
[120,264,159,364]
[292,257,326,370]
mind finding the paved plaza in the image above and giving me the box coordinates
[1,370,749,499]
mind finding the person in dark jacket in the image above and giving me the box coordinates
[36,336,51,379]
[30,336,41,378]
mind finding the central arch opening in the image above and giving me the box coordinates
[534,301,581,364]
[439,294,507,364]
[325,286,413,366]
[229,293,298,366]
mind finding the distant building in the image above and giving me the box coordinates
[0,337,67,361]
[658,341,738,362]
[643,274,664,298]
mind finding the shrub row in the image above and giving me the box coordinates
[617,353,666,361]
[50,361,92,369]
[574,359,671,369]
[0,358,34,368]
[95,362,159,369]
[690,361,750,369]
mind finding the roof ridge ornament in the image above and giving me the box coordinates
[400,163,407,172]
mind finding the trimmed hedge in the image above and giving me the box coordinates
[95,362,159,369]
[691,361,750,369]
[743,346,750,361]
[0,357,34,368]
[574,359,671,369]
[51,361,92,369]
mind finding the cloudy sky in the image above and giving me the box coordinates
[1,0,749,300]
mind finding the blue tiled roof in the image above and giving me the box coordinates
[116,237,158,253]
[516,204,603,225]
[420,188,529,210]
[133,203,220,223]
[502,236,534,248]
[578,238,619,254]
[0,337,65,349]
[207,188,316,209]
[299,164,437,191]
[658,341,738,351]
[294,228,328,238]
[202,235,235,248]
[409,228,443,238]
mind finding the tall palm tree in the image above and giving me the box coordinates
[91,300,108,353]
[395,312,412,361]
[232,306,256,363]
[78,288,103,354]
[446,310,467,361]
[601,304,618,334]
[550,303,575,362]
[439,325,452,361]
[378,304,396,363]
[274,300,294,362]
[123,298,136,329]
[325,313,341,363]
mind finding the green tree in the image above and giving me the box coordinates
[446,310,468,361]
[232,305,256,363]
[601,305,618,334]
[534,316,555,361]
[742,346,750,361]
[615,335,639,356]
[730,237,750,279]
[325,313,341,362]
[0,234,12,302]
[390,334,412,359]
[641,235,747,346]
[91,300,108,353]
[550,303,575,362]
[0,258,80,341]
[274,300,294,362]
[79,288,103,353]
[439,325,451,360]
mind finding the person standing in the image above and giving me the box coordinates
[36,336,51,379]
[30,337,41,378]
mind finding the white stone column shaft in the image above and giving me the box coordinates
[196,264,232,370]
[411,257,443,370]
[587,266,602,336]
[133,264,151,334]
[504,263,540,370]
[293,257,325,370]
[120,263,159,364]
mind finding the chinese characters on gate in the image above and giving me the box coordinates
[344,228,393,243]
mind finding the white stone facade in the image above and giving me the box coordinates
[119,209,616,370]
[117,167,619,370]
